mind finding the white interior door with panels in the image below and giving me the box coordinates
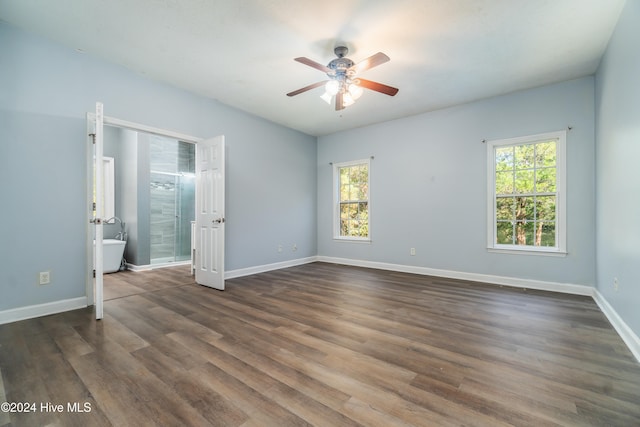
[195,136,225,290]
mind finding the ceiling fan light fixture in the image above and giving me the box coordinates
[325,80,340,95]
[320,91,333,104]
[343,92,355,107]
[348,83,363,100]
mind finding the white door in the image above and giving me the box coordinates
[93,102,105,319]
[195,136,225,290]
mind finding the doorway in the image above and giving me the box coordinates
[87,105,226,320]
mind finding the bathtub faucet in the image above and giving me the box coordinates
[106,216,127,241]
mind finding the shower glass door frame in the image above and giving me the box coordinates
[150,169,195,265]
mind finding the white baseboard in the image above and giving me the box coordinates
[126,260,191,272]
[593,290,640,362]
[225,256,318,280]
[317,256,594,296]
[0,297,87,325]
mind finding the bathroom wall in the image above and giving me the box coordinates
[0,22,317,314]
[102,126,151,266]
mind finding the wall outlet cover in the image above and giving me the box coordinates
[39,271,51,285]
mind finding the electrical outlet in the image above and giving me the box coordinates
[277,245,283,253]
[292,244,297,252]
[39,271,51,285]
[613,277,619,292]
[410,248,416,256]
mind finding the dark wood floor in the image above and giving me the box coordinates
[1,262,639,426]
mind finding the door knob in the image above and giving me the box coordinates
[212,218,225,224]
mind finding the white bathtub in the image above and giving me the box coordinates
[94,239,126,273]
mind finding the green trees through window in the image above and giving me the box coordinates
[492,137,561,249]
[488,129,566,255]
[335,160,370,239]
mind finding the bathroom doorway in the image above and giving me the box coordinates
[102,128,197,270]
[87,104,226,320]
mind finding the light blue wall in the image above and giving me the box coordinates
[595,0,640,337]
[0,22,317,311]
[318,77,596,285]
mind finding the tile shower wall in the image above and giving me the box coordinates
[149,137,195,263]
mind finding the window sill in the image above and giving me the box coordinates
[487,246,567,257]
[333,237,372,244]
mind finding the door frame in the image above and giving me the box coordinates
[85,112,205,313]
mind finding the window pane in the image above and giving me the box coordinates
[515,196,534,220]
[535,141,556,167]
[515,170,534,193]
[340,203,349,219]
[340,167,349,184]
[538,222,556,247]
[359,165,369,183]
[348,203,357,219]
[340,184,350,201]
[358,221,369,237]
[340,219,349,236]
[496,221,514,244]
[535,196,556,220]
[495,147,514,171]
[536,167,556,192]
[348,184,356,201]
[357,202,368,219]
[349,166,362,184]
[349,221,356,236]
[356,183,368,200]
[495,171,514,194]
[496,197,514,220]
[515,144,534,169]
[515,221,534,246]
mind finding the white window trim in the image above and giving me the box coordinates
[486,130,567,256]
[333,158,371,242]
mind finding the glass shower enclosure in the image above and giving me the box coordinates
[149,138,195,264]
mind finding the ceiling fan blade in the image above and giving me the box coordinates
[348,52,390,74]
[286,81,327,97]
[335,91,345,111]
[294,57,331,73]
[356,78,399,96]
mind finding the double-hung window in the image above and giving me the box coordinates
[487,131,566,255]
[333,159,370,241]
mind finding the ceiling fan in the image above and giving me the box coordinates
[287,46,399,111]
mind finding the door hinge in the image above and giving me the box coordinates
[89,133,96,144]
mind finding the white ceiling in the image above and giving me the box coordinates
[0,0,626,136]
